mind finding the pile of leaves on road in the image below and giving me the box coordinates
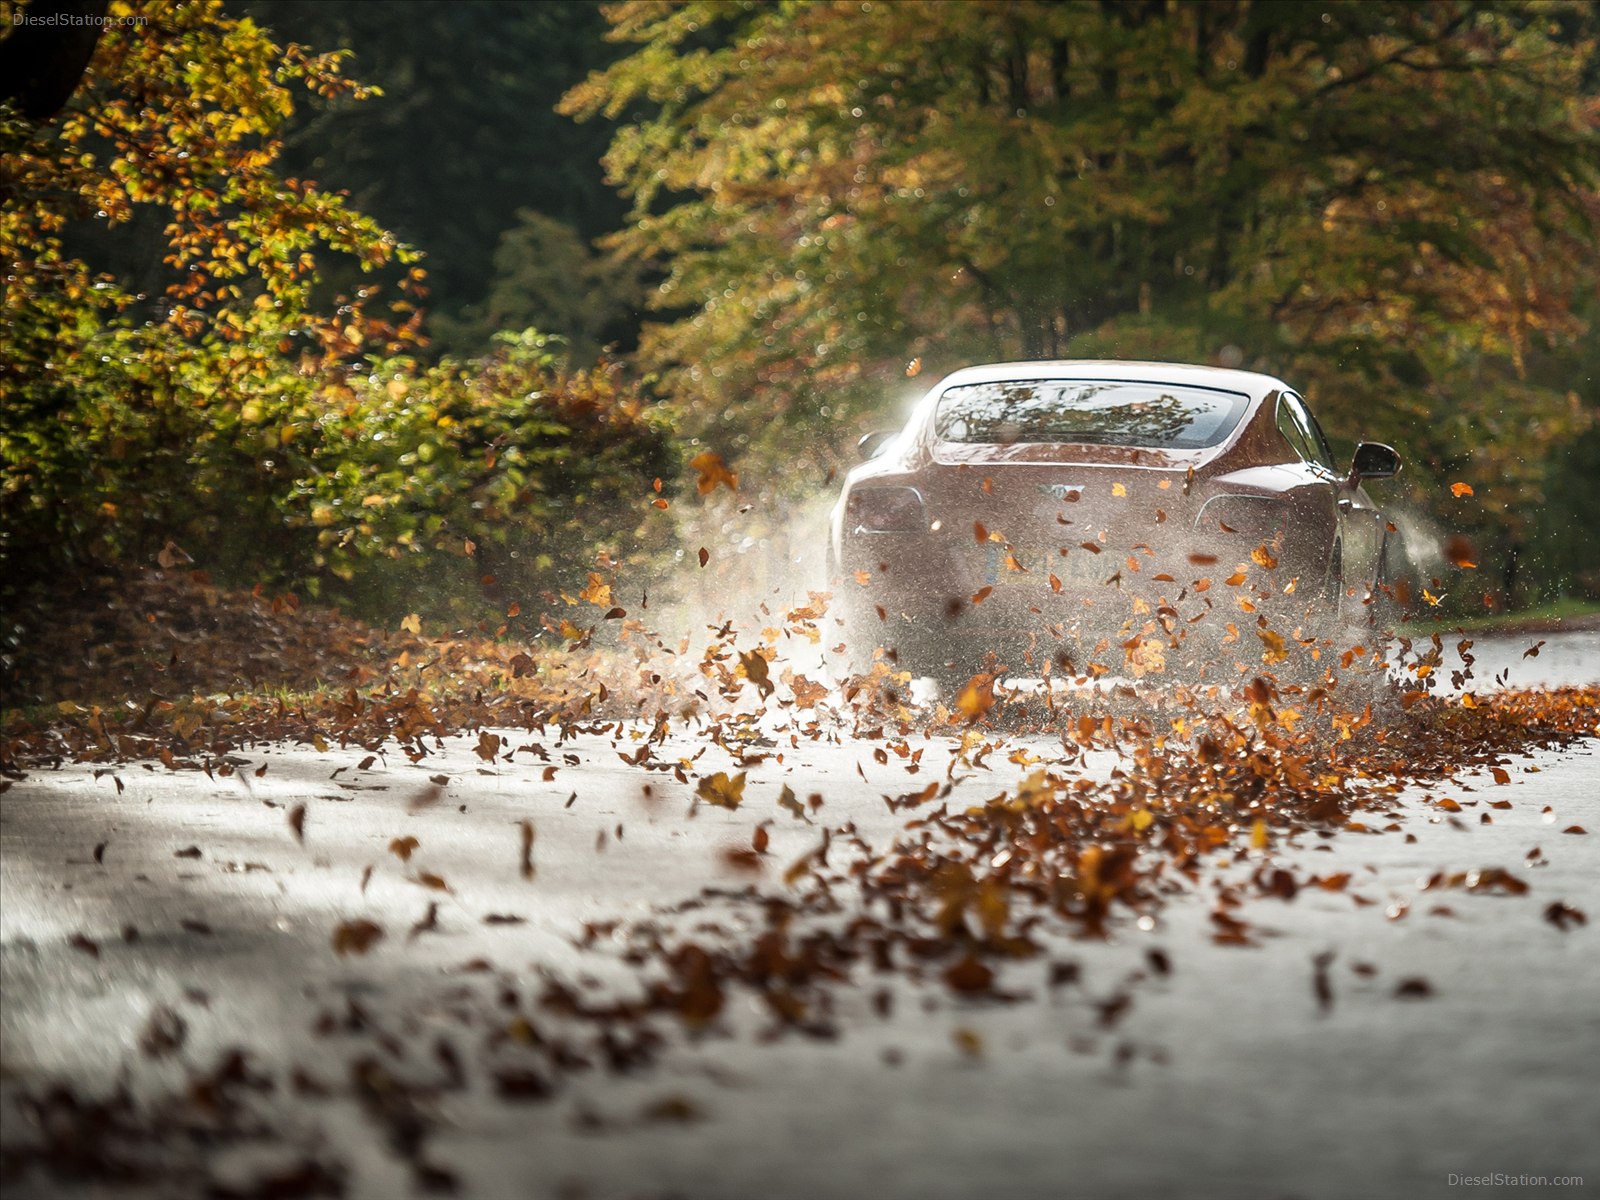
[3,555,1597,1194]
[2,567,432,710]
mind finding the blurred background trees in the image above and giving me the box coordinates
[3,0,1597,633]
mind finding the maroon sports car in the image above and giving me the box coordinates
[828,360,1401,683]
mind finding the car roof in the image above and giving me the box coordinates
[928,360,1291,402]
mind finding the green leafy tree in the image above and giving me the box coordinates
[1,0,676,639]
[567,0,1600,593]
[1,0,420,573]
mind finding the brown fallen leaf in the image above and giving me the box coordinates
[642,1094,704,1123]
[519,819,536,881]
[174,845,203,859]
[944,956,994,994]
[69,933,99,957]
[408,902,440,941]
[416,871,450,892]
[408,780,446,812]
[1312,951,1335,1013]
[1544,902,1587,931]
[140,1006,187,1058]
[288,803,306,844]
[332,919,384,956]
[1394,977,1434,999]
[494,1066,553,1101]
[389,836,419,862]
[720,846,764,874]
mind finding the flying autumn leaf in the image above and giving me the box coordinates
[778,785,811,823]
[1444,535,1478,568]
[1450,482,1475,498]
[1258,629,1288,664]
[689,450,738,494]
[696,771,747,809]
[955,673,997,721]
[738,650,774,698]
[408,902,440,941]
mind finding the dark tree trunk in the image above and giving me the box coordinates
[0,1,109,120]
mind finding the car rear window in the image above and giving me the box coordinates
[932,379,1250,449]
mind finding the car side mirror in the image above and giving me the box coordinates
[857,430,894,460]
[1350,441,1401,480]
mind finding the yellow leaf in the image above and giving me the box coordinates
[400,613,421,635]
[689,450,738,494]
[955,673,997,721]
[696,771,747,809]
[1258,628,1288,664]
[579,573,613,607]
[739,649,774,698]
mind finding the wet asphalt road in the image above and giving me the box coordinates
[2,632,1597,1199]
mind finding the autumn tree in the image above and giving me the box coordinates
[1,0,675,630]
[567,0,1600,594]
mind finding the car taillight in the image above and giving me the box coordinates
[847,487,925,532]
